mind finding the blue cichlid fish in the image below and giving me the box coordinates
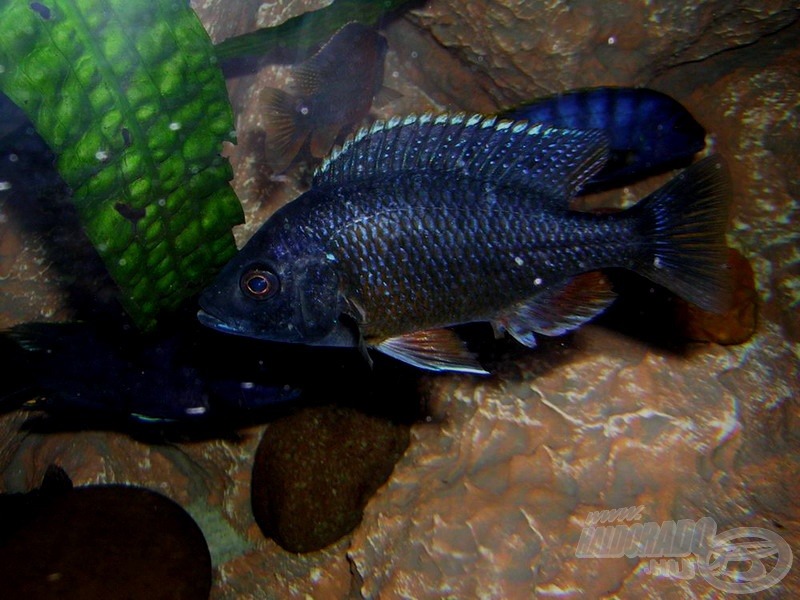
[198,114,731,374]
[502,87,707,191]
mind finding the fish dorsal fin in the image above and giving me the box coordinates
[494,271,617,348]
[292,23,385,97]
[314,113,609,197]
[374,328,489,375]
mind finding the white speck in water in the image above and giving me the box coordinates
[169,121,181,131]
[0,65,4,74]
[514,256,524,266]
[411,51,418,59]
[325,252,336,261]
[157,198,166,207]
[653,257,663,269]
[534,277,543,286]
[0,181,11,191]
[95,149,109,161]
[0,212,7,223]
[608,36,616,45]
[299,105,310,116]
[8,153,18,163]
[119,258,127,266]
[392,70,399,79]
[241,381,256,390]
[185,406,207,415]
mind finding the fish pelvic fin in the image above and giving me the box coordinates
[374,329,489,375]
[262,87,311,172]
[631,155,733,313]
[494,271,617,347]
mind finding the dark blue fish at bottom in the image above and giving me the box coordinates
[198,112,732,374]
[501,87,707,191]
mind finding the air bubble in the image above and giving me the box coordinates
[95,149,109,162]
[0,181,11,191]
[169,122,181,131]
[534,277,543,286]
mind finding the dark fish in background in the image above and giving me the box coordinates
[501,87,707,191]
[0,320,300,434]
[198,114,732,374]
[262,22,389,172]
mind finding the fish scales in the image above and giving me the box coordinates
[199,113,731,373]
[270,172,638,341]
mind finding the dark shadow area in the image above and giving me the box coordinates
[0,93,129,325]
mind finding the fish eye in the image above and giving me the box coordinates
[240,268,279,300]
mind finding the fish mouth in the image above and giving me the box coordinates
[197,309,241,335]
[196,309,282,343]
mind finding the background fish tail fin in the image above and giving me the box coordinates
[261,87,309,172]
[632,155,732,313]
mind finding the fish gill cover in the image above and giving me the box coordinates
[0,0,244,329]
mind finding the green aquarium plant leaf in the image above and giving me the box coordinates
[0,0,244,329]
[214,0,415,61]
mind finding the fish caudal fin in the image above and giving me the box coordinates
[261,87,310,172]
[632,155,732,313]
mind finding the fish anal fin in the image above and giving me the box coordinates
[375,328,489,375]
[496,271,617,347]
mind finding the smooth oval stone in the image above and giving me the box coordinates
[252,405,410,553]
[0,483,211,599]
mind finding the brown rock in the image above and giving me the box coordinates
[0,470,211,600]
[251,405,409,553]
[406,0,799,107]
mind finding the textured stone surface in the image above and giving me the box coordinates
[406,0,800,108]
[1,1,798,598]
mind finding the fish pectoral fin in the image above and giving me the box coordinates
[374,329,489,375]
[495,271,617,348]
